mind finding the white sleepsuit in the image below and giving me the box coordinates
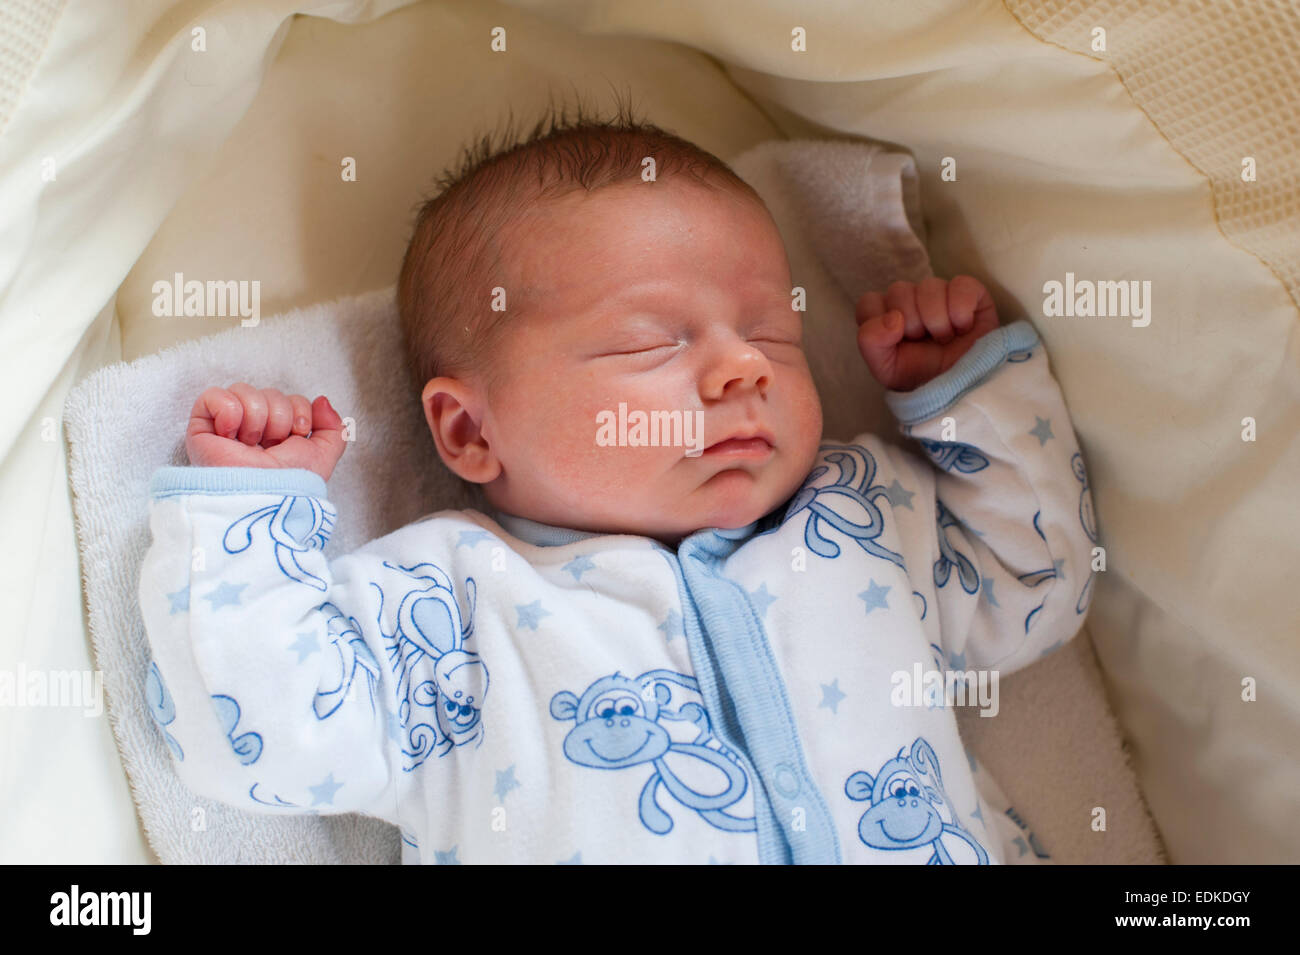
[139,318,1098,864]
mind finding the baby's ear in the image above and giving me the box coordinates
[421,377,500,484]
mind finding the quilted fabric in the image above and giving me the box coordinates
[1005,0,1300,305]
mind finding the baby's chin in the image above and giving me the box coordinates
[664,471,791,536]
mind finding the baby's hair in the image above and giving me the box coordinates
[396,86,764,399]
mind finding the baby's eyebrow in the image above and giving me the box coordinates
[600,282,679,306]
[593,279,781,313]
[577,285,681,325]
[575,279,792,334]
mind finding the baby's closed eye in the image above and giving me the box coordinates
[592,338,685,357]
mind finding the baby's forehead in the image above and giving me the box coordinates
[502,186,782,302]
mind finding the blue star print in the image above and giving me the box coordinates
[288,630,319,663]
[435,846,461,865]
[1029,416,1054,446]
[308,772,343,806]
[748,583,777,618]
[884,479,915,510]
[494,765,521,803]
[562,554,596,581]
[819,679,846,714]
[456,530,493,549]
[858,580,890,615]
[557,851,582,865]
[515,600,551,631]
[166,585,190,614]
[981,577,1000,607]
[657,609,684,643]
[204,581,247,610]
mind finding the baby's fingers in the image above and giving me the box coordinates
[948,275,999,336]
[261,389,305,448]
[227,382,269,446]
[288,394,313,437]
[188,387,244,440]
[857,309,907,387]
[884,281,925,339]
[306,396,348,480]
[916,277,954,344]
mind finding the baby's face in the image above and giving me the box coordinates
[453,177,823,546]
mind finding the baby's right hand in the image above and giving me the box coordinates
[185,383,348,482]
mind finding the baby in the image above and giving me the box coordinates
[139,109,1098,865]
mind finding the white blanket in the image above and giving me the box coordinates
[62,139,1162,863]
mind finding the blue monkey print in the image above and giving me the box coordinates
[782,442,906,570]
[1071,454,1098,544]
[222,495,336,591]
[314,601,381,720]
[845,736,989,864]
[145,660,183,761]
[550,670,756,836]
[933,498,978,595]
[924,642,952,709]
[249,783,300,809]
[1016,515,1056,634]
[372,560,488,771]
[210,694,263,765]
[915,437,990,475]
[913,589,928,621]
[1071,452,1097,615]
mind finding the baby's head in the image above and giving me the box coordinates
[397,100,823,546]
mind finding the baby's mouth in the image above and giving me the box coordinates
[701,437,773,458]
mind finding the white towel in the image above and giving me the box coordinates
[63,138,1163,863]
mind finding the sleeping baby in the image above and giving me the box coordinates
[139,113,1098,864]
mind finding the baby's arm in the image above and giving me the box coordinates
[139,384,404,820]
[858,278,1099,675]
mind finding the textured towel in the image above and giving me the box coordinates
[63,138,1163,863]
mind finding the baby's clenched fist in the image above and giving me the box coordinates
[185,383,347,482]
[855,275,1001,393]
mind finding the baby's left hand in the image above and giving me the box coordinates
[855,276,1000,392]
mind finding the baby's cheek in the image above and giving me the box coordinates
[781,376,824,468]
[793,381,824,445]
[540,406,615,484]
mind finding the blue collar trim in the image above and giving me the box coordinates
[490,510,765,552]
[489,511,607,547]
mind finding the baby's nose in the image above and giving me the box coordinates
[701,346,771,400]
